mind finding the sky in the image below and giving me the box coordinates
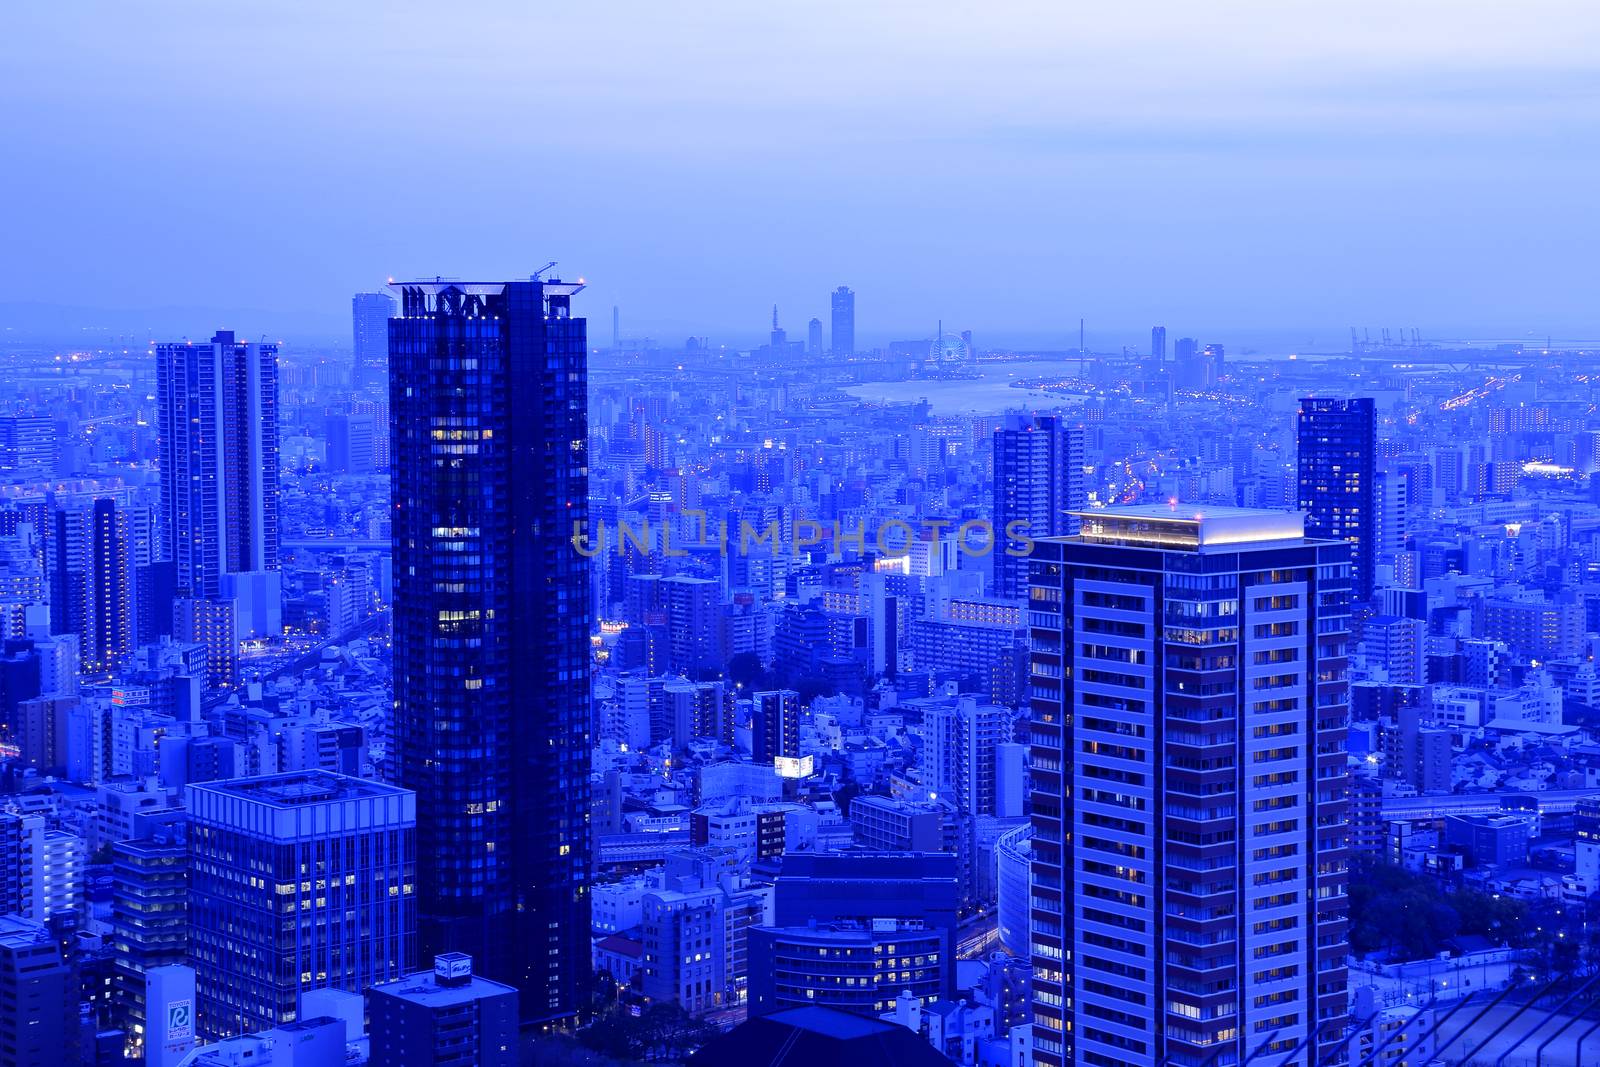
[3,0,1599,350]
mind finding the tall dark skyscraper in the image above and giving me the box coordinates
[992,414,1084,600]
[1151,324,1167,361]
[1027,505,1351,1067]
[156,330,280,687]
[388,278,592,1024]
[830,285,855,356]
[1298,396,1376,601]
[352,292,396,388]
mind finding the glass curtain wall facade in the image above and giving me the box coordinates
[1297,398,1375,602]
[388,279,592,1025]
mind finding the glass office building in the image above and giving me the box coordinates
[1297,397,1376,602]
[388,279,592,1024]
[186,771,416,1039]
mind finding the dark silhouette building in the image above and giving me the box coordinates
[830,285,855,356]
[388,278,592,1024]
[690,1006,952,1067]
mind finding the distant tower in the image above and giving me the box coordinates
[1151,325,1167,362]
[831,286,855,356]
[770,305,787,349]
[1298,397,1377,601]
[1174,336,1200,387]
[1203,342,1225,381]
[352,293,395,388]
[807,317,823,355]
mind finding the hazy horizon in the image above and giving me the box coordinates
[5,1,1599,346]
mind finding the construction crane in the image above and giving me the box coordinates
[532,261,558,280]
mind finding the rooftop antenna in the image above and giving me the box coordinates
[533,261,558,281]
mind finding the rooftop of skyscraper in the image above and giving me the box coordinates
[188,770,409,807]
[1068,503,1310,551]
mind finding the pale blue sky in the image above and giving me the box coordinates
[3,1,1598,348]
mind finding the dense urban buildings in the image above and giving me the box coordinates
[388,278,592,1024]
[1026,506,1351,1067]
[3,260,1600,1067]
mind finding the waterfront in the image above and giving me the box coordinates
[840,361,1091,414]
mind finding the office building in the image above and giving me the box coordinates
[368,953,518,1067]
[769,850,957,1003]
[831,285,855,356]
[849,794,950,853]
[111,839,188,1059]
[1298,397,1376,601]
[0,914,79,1067]
[352,291,397,389]
[638,848,772,1013]
[748,921,946,1018]
[0,416,56,478]
[389,278,591,1023]
[325,411,376,474]
[992,414,1085,600]
[1444,813,1533,868]
[1027,505,1351,1067]
[808,316,824,355]
[156,330,280,686]
[751,688,800,764]
[1151,326,1167,363]
[186,771,416,1039]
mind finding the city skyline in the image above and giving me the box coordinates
[7,4,1600,1066]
